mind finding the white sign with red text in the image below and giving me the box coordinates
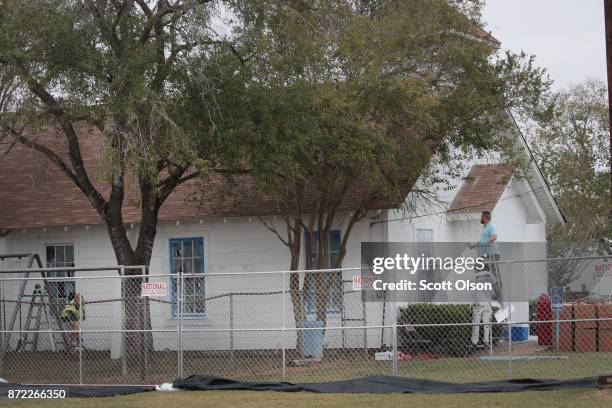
[594,261,612,279]
[141,282,167,297]
[353,275,376,291]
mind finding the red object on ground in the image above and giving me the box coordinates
[574,304,597,329]
[574,304,598,352]
[599,329,612,352]
[536,294,552,345]
[597,304,612,330]
[575,328,597,352]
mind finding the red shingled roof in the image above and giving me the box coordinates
[447,163,514,214]
[0,126,399,229]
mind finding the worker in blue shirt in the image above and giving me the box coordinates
[479,211,499,258]
[470,211,502,348]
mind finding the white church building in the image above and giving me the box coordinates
[0,122,564,355]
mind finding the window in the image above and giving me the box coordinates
[416,229,434,302]
[304,230,342,315]
[45,245,75,305]
[170,237,205,317]
[416,229,433,260]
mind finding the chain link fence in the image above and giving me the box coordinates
[0,255,610,385]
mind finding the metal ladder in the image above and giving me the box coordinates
[341,279,367,349]
[2,253,68,353]
[17,284,65,352]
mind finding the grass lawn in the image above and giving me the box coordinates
[1,389,611,408]
[2,349,611,385]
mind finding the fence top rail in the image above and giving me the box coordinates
[0,266,363,279]
[0,267,362,282]
[4,317,611,335]
[0,265,147,275]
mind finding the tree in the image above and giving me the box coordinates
[208,0,552,325]
[531,78,611,288]
[0,0,232,373]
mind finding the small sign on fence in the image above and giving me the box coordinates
[551,287,563,311]
[594,261,612,279]
[141,282,167,297]
[353,275,376,291]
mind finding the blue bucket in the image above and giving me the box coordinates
[297,320,324,358]
[502,324,529,342]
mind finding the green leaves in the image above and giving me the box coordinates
[216,0,552,208]
[531,79,611,286]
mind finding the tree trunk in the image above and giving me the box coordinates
[103,184,159,380]
[289,218,305,323]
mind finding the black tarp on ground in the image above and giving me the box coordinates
[0,382,154,398]
[173,375,599,394]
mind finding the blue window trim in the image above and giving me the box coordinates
[304,230,343,316]
[170,237,206,319]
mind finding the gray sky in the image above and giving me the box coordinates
[483,0,607,90]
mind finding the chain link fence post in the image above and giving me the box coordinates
[178,269,184,379]
[508,260,513,380]
[78,276,83,385]
[229,293,234,365]
[119,266,127,378]
[392,268,398,376]
[282,271,286,380]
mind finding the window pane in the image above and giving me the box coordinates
[185,279,196,297]
[329,231,341,252]
[194,240,203,257]
[329,252,339,269]
[173,259,181,274]
[183,240,193,258]
[194,277,205,292]
[193,258,203,274]
[172,241,182,258]
[416,229,433,257]
[46,246,55,265]
[183,258,193,274]
[65,246,74,264]
[56,247,65,263]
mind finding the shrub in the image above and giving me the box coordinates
[397,303,501,356]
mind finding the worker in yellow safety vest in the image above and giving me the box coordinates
[61,293,85,352]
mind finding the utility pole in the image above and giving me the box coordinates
[606,0,612,224]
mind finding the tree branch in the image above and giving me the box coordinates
[0,121,80,188]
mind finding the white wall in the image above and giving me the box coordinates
[0,212,388,353]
